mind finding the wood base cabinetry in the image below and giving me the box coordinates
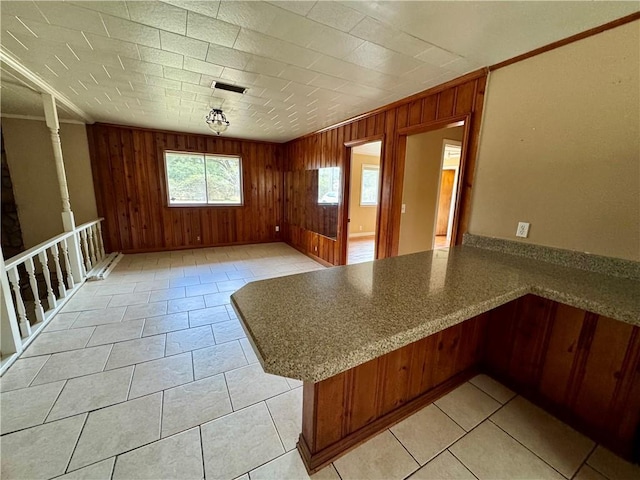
[299,313,488,472]
[298,295,640,473]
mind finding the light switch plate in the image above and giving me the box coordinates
[516,222,530,238]
[401,204,406,213]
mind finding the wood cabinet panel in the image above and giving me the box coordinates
[572,316,635,433]
[506,296,555,393]
[483,297,640,460]
[300,298,640,473]
[314,373,347,451]
[300,314,485,472]
[538,303,586,406]
[88,124,283,253]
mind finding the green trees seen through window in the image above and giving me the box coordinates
[165,152,242,205]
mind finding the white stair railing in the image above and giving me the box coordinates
[76,220,108,277]
[0,218,107,373]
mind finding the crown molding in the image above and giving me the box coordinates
[0,47,94,124]
[0,113,86,125]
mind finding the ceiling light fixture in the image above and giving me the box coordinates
[205,108,230,135]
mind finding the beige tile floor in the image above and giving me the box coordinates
[1,242,639,480]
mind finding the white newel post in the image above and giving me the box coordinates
[42,93,84,283]
[0,246,23,358]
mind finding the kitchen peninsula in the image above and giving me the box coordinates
[231,237,640,473]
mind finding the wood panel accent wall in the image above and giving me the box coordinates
[299,312,488,471]
[87,124,283,253]
[484,295,640,461]
[283,70,488,265]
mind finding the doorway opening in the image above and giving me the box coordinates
[398,122,466,255]
[435,140,462,248]
[347,140,381,264]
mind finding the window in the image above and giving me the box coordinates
[360,164,380,206]
[317,167,340,204]
[164,151,243,206]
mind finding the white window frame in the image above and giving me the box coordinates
[164,150,244,207]
[360,163,380,206]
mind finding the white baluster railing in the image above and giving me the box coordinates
[0,218,107,373]
[76,220,107,275]
[79,229,91,274]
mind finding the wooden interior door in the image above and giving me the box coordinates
[435,170,455,236]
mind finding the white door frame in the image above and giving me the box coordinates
[434,139,462,247]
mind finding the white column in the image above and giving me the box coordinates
[0,246,23,358]
[42,93,84,283]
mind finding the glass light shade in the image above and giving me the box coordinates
[205,108,230,135]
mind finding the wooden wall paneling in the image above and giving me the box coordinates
[432,323,467,385]
[454,75,486,244]
[571,316,636,435]
[483,299,519,378]
[454,81,476,115]
[282,71,488,265]
[437,87,456,119]
[345,358,381,434]
[421,95,438,124]
[87,124,283,252]
[377,110,395,259]
[506,295,556,393]
[373,114,381,135]
[611,334,640,457]
[456,312,489,371]
[366,115,376,137]
[88,127,112,252]
[388,134,407,257]
[538,303,587,406]
[299,313,485,472]
[396,104,409,130]
[108,127,131,251]
[482,297,640,461]
[336,127,345,264]
[314,373,347,451]
[122,129,143,249]
[378,346,414,416]
[408,100,422,126]
[132,131,149,249]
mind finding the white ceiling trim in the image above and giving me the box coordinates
[0,113,86,125]
[0,47,93,123]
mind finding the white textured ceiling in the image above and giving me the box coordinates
[0,1,638,142]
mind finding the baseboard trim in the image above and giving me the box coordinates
[348,232,375,238]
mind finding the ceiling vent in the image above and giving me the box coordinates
[211,81,247,94]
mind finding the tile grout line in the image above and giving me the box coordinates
[429,395,514,477]
[109,455,116,480]
[387,428,421,473]
[446,447,481,480]
[159,389,165,439]
[23,353,53,389]
[5,333,251,395]
[63,412,90,475]
[41,378,68,425]
[198,425,206,478]
[488,417,574,479]
[576,443,609,480]
[264,399,287,454]
[570,441,601,480]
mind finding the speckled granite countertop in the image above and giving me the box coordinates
[231,246,640,383]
